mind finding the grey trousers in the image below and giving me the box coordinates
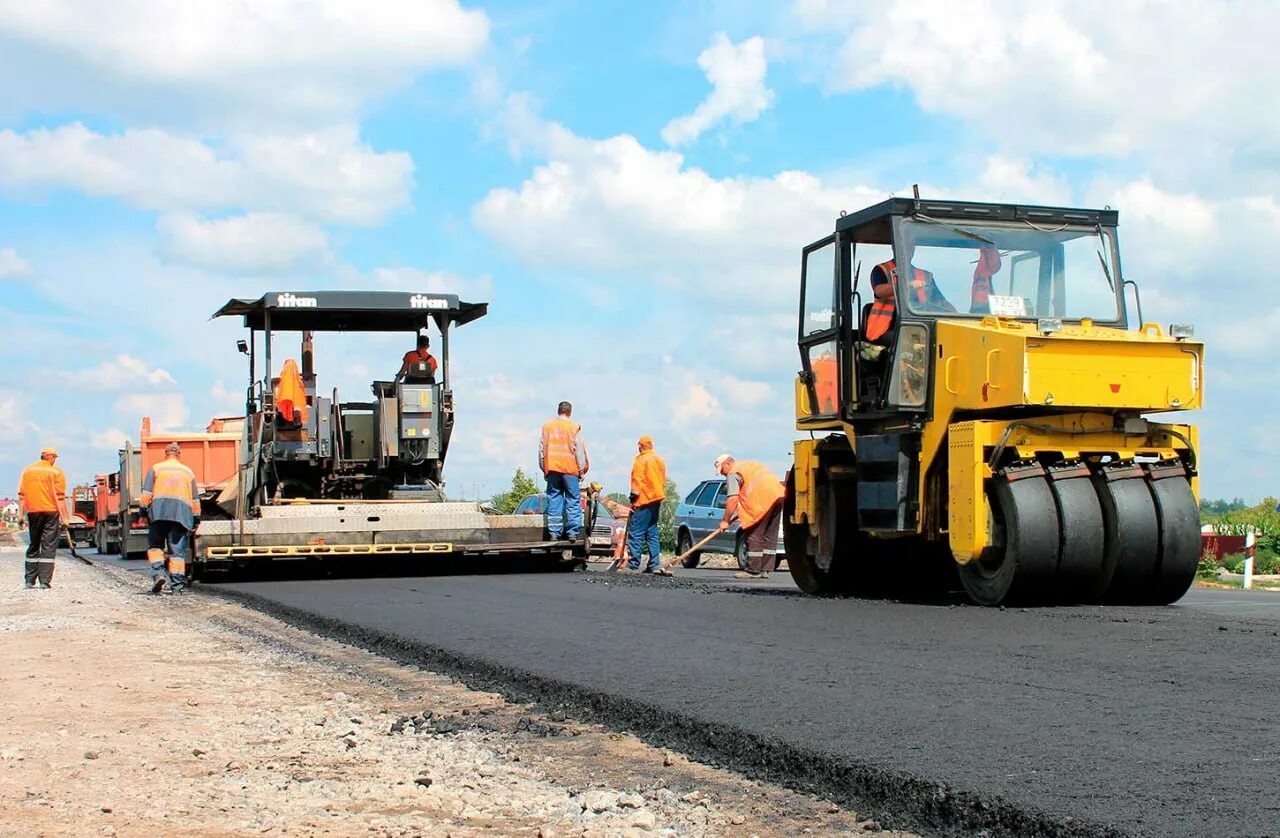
[25,512,59,587]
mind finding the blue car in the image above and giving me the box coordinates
[673,478,786,570]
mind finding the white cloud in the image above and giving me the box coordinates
[0,0,490,126]
[0,123,413,225]
[0,246,31,277]
[661,33,774,147]
[56,355,176,391]
[370,267,495,302]
[475,108,882,294]
[719,375,772,408]
[113,393,190,432]
[672,381,722,425]
[158,212,329,273]
[90,427,129,452]
[796,0,1280,186]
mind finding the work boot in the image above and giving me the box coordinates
[151,577,166,594]
[733,571,765,580]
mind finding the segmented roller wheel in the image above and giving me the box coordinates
[957,465,1060,606]
[1047,465,1107,603]
[1093,464,1160,604]
[1144,465,1200,605]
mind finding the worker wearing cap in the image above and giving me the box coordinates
[17,447,67,589]
[397,334,438,383]
[538,401,589,541]
[624,435,667,573]
[713,454,785,579]
[140,442,200,594]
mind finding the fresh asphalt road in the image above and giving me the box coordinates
[100,552,1279,836]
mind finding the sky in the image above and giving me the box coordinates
[1,0,1277,505]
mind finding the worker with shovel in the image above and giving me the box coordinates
[622,435,668,574]
[140,442,201,594]
[16,446,67,589]
[713,454,785,580]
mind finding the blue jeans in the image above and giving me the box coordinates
[627,502,662,571]
[545,472,581,540]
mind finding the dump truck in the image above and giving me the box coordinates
[785,196,1202,606]
[191,290,591,576]
[64,483,97,546]
[94,418,241,556]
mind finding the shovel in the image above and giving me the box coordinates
[50,477,90,564]
[663,530,720,570]
[605,509,634,572]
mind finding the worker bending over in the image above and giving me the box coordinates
[397,334,438,383]
[625,435,667,574]
[140,442,200,594]
[713,454,785,580]
[17,446,67,589]
[538,401,589,541]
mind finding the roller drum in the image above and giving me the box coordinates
[1047,471,1107,603]
[1093,465,1160,603]
[1145,467,1200,605]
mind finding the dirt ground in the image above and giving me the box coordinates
[0,548,909,837]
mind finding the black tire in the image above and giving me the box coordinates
[677,530,701,569]
[735,533,749,571]
[1093,469,1160,603]
[1145,473,1200,605]
[957,475,1059,606]
[783,471,845,594]
[1048,474,1107,602]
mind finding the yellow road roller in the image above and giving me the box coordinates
[786,195,1203,605]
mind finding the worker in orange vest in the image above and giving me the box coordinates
[713,454,786,580]
[17,446,67,589]
[538,401,589,541]
[140,442,200,594]
[864,237,955,349]
[624,435,667,573]
[397,334,438,383]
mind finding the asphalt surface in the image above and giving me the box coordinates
[96,551,1280,836]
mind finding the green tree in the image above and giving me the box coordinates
[490,467,539,514]
[658,479,679,553]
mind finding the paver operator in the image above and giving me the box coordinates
[396,334,438,383]
[713,454,785,580]
[17,446,67,589]
[140,442,200,594]
[626,435,667,573]
[538,401,589,541]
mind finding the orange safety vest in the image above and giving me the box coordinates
[402,349,438,376]
[140,459,200,513]
[541,417,583,475]
[275,359,308,424]
[866,260,931,342]
[733,460,785,530]
[971,246,1002,312]
[18,460,66,514]
[810,354,838,413]
[630,449,667,507]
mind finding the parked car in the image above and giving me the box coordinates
[513,493,624,556]
[673,478,787,570]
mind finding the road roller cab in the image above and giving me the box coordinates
[787,196,1204,606]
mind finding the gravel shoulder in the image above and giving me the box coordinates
[0,548,906,837]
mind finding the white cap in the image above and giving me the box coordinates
[713,453,732,472]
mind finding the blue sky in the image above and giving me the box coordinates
[1,0,1277,505]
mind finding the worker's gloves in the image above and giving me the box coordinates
[857,343,886,362]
